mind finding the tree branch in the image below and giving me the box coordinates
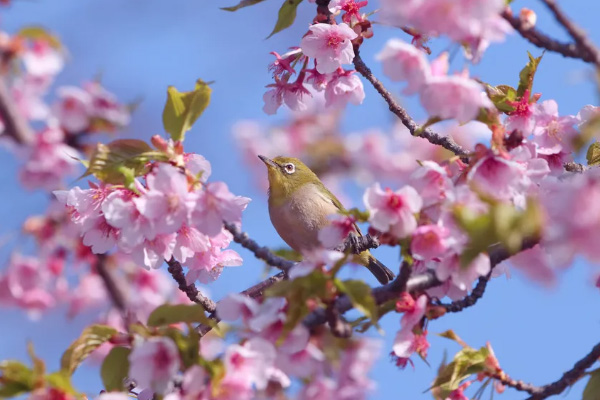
[223,221,294,272]
[166,258,217,313]
[0,78,34,145]
[490,341,600,399]
[352,52,469,159]
[540,0,600,66]
[501,9,595,63]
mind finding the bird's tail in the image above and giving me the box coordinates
[358,252,395,284]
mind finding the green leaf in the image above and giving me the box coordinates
[583,368,600,400]
[266,271,331,339]
[587,142,600,166]
[17,26,63,49]
[484,84,518,113]
[45,371,77,395]
[267,0,303,38]
[454,196,542,267]
[147,304,214,327]
[162,325,200,368]
[438,330,468,348]
[221,0,266,11]
[0,361,34,397]
[60,325,118,375]
[517,52,543,98]
[335,279,378,324]
[81,139,162,186]
[100,346,131,391]
[430,346,490,399]
[162,79,212,142]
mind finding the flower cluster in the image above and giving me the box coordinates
[377,39,493,123]
[264,21,367,114]
[379,0,511,61]
[0,29,131,190]
[55,156,250,283]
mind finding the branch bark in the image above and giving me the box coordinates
[94,254,127,315]
[540,0,600,66]
[166,258,217,313]
[501,9,595,63]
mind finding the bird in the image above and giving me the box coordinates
[258,155,395,284]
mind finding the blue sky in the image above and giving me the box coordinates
[2,0,600,399]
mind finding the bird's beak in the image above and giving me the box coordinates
[258,155,278,169]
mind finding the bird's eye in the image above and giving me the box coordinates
[284,163,295,174]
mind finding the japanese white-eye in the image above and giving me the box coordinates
[258,155,395,284]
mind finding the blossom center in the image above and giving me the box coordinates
[327,34,343,48]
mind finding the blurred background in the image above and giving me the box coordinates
[2,0,600,398]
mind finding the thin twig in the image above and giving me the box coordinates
[490,341,600,399]
[524,340,600,399]
[540,0,600,66]
[166,258,217,313]
[196,271,287,336]
[501,9,595,63]
[440,240,538,313]
[353,52,469,159]
[223,221,294,272]
[0,78,34,145]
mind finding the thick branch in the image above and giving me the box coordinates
[0,78,34,145]
[353,52,469,158]
[501,10,595,63]
[166,258,217,313]
[540,0,600,66]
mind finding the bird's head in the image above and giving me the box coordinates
[258,155,319,200]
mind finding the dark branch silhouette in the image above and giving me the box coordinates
[166,258,217,312]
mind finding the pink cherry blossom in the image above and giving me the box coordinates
[102,190,155,250]
[173,225,210,263]
[328,0,368,24]
[192,182,251,236]
[184,153,212,182]
[289,249,344,279]
[392,328,429,360]
[54,183,113,231]
[505,91,537,134]
[52,86,93,133]
[84,81,131,128]
[363,183,422,238]
[67,274,107,317]
[324,70,365,108]
[397,293,427,330]
[420,75,493,123]
[504,245,555,286]
[411,224,451,261]
[435,253,491,291]
[410,161,454,207]
[130,233,176,270]
[318,214,356,248]
[96,393,131,400]
[19,126,80,191]
[1,254,55,315]
[532,100,578,155]
[466,153,526,201]
[263,79,311,115]
[185,246,242,284]
[223,337,282,390]
[11,75,51,121]
[82,217,119,254]
[376,39,430,95]
[22,40,64,77]
[300,23,358,74]
[134,163,195,235]
[129,337,181,394]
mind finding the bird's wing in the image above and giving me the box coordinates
[316,181,363,236]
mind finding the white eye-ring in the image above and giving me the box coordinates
[283,163,296,174]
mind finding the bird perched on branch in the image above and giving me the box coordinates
[258,155,395,284]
